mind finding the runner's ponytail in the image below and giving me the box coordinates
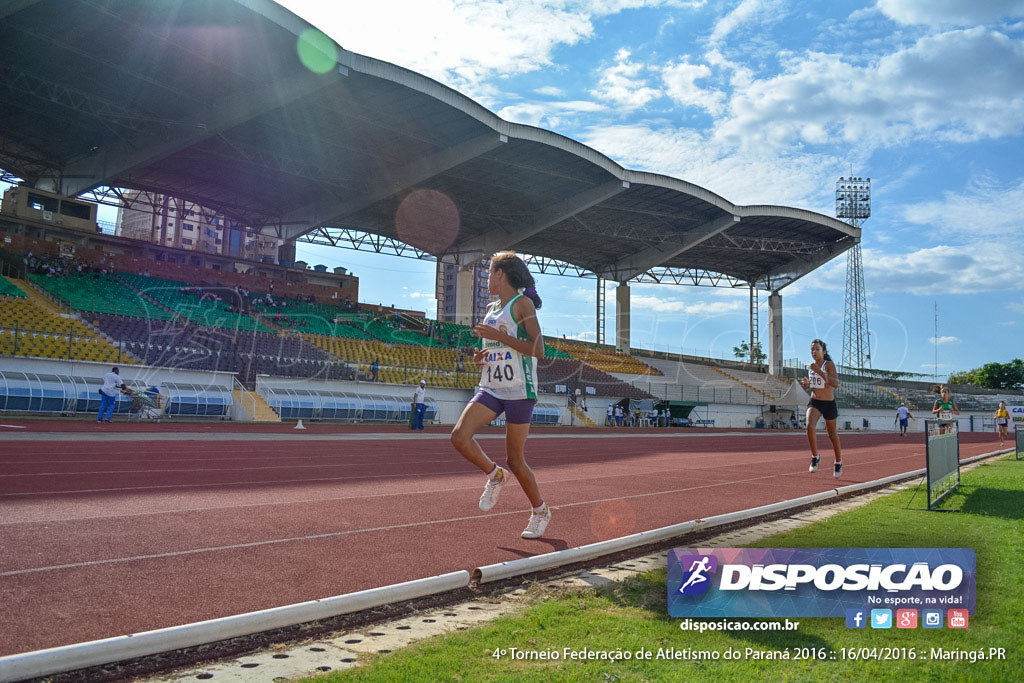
[492,252,542,309]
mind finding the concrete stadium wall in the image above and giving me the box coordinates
[0,356,235,389]
[0,357,998,432]
[255,376,573,426]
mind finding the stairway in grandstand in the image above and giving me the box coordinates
[875,384,916,409]
[536,357,656,400]
[568,404,597,427]
[618,355,794,406]
[547,339,662,376]
[2,274,138,364]
[11,273,67,316]
[232,388,281,422]
[711,366,777,401]
[0,274,28,299]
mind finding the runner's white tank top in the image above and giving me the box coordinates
[479,294,537,400]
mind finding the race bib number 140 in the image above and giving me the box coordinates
[481,348,524,391]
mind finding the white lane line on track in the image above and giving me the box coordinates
[0,452,844,525]
[0,430,784,443]
[0,469,474,497]
[0,447,778,476]
[0,464,842,577]
[0,435,888,471]
[0,450,922,499]
[1,458,933,575]
[0,445,740,466]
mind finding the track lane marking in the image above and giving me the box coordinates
[0,460,924,576]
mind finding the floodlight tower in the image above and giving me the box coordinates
[837,176,871,373]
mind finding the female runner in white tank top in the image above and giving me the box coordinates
[800,339,843,478]
[450,252,551,539]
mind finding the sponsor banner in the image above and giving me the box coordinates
[1009,405,1024,430]
[667,548,975,618]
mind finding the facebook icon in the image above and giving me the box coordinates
[845,608,867,629]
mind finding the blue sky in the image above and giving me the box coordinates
[226,2,1024,377]
[279,0,1024,380]
[17,0,1016,380]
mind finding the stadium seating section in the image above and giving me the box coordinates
[3,258,654,398]
[536,358,655,400]
[117,273,275,333]
[0,289,134,364]
[7,251,1020,412]
[548,339,662,375]
[0,276,27,298]
[29,272,176,320]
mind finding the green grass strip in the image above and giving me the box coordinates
[304,457,1023,682]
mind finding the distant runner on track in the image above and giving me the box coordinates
[931,384,960,435]
[994,401,1010,447]
[801,339,843,478]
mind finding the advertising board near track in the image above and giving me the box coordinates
[667,548,975,618]
[1009,405,1024,430]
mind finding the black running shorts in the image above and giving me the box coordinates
[808,398,839,421]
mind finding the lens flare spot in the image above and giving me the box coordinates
[296,29,337,74]
[395,189,461,254]
[589,500,637,541]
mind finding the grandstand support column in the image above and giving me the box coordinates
[768,292,783,376]
[278,240,296,267]
[454,262,479,326]
[749,284,759,365]
[615,282,630,353]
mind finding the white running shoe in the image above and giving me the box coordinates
[834,461,843,478]
[521,505,551,539]
[809,455,820,472]
[478,466,508,511]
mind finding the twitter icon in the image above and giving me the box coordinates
[870,609,892,629]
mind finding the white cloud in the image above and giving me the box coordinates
[811,243,1024,295]
[590,48,662,110]
[279,0,708,97]
[929,335,961,344]
[715,28,1024,150]
[535,85,566,97]
[497,100,608,127]
[662,60,725,113]
[631,295,744,315]
[579,123,842,208]
[901,176,1024,240]
[708,0,785,45]
[279,0,595,96]
[877,0,1024,27]
[1007,302,1024,313]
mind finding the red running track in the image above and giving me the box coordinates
[0,424,1002,656]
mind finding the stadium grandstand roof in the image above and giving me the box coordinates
[0,0,858,290]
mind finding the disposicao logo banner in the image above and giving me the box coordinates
[667,548,975,618]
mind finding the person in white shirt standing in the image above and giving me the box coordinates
[98,366,124,423]
[895,403,912,437]
[411,380,427,430]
